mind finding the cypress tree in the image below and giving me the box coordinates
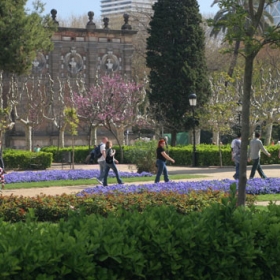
[146,0,211,144]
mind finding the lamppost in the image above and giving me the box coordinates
[237,100,242,132]
[189,93,197,167]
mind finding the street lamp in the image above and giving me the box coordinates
[237,100,242,132]
[189,93,197,167]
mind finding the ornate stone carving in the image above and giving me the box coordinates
[101,51,119,72]
[32,52,46,72]
[64,48,84,74]
[86,11,96,29]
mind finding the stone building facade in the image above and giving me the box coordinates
[5,10,137,149]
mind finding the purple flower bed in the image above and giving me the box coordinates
[78,178,280,196]
[4,170,152,184]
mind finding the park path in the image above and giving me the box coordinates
[2,164,280,206]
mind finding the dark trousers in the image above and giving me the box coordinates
[155,159,169,183]
[249,158,267,179]
[233,162,239,180]
[103,162,123,186]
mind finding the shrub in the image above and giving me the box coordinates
[1,189,280,279]
[125,140,157,173]
[3,149,52,170]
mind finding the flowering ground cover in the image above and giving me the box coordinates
[78,177,280,196]
[4,170,153,184]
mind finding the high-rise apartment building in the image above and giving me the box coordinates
[101,0,155,17]
[267,2,280,25]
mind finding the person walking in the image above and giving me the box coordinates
[248,132,271,179]
[95,137,108,184]
[231,133,241,180]
[155,139,175,183]
[103,141,123,186]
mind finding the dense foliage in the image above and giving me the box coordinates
[0,0,56,74]
[1,189,280,279]
[146,0,211,141]
[0,189,227,222]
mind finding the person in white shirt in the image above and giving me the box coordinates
[231,133,241,180]
[248,132,271,179]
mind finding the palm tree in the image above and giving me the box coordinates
[209,0,274,78]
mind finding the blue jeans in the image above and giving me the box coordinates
[103,162,123,186]
[97,160,106,183]
[155,159,169,183]
[233,161,239,180]
[249,158,267,179]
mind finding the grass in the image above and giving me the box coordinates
[256,194,280,201]
[3,174,208,190]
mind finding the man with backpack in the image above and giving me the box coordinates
[94,137,108,184]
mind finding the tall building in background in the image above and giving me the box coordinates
[267,2,280,25]
[101,0,155,18]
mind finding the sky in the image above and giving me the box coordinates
[25,0,218,19]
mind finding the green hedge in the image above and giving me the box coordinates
[0,191,280,279]
[0,189,229,222]
[3,149,52,170]
[3,143,279,170]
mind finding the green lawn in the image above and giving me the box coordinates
[256,194,280,202]
[4,174,208,190]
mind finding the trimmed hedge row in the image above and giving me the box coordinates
[42,143,280,166]
[3,143,279,170]
[3,149,52,170]
[0,189,229,222]
[1,191,280,279]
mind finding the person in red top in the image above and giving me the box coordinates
[155,139,175,183]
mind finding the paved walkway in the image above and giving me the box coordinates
[2,164,280,204]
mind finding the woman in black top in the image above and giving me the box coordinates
[103,141,124,186]
[155,139,175,183]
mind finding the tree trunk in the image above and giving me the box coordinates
[91,125,98,146]
[116,126,125,163]
[25,124,33,151]
[59,127,66,148]
[171,130,176,146]
[71,135,75,169]
[227,40,240,78]
[238,54,255,206]
[264,122,273,146]
[218,142,223,167]
[212,131,219,145]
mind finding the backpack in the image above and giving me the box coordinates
[106,149,114,164]
[93,144,103,160]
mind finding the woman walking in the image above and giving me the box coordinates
[103,141,124,186]
[155,139,175,183]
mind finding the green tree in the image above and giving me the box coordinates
[198,72,237,166]
[0,0,55,74]
[146,0,211,146]
[210,0,280,206]
[64,107,79,169]
[210,0,274,78]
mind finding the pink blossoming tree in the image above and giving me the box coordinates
[73,74,147,162]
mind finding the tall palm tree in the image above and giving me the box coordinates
[210,0,274,78]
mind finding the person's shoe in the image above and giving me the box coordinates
[94,178,103,184]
